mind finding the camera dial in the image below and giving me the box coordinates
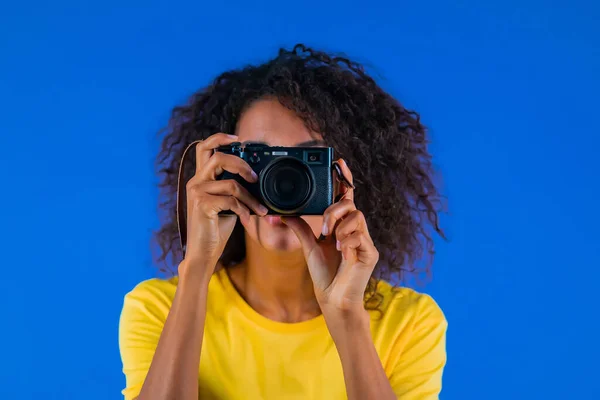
[249,152,261,164]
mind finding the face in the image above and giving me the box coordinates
[234,98,326,252]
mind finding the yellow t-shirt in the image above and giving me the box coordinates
[119,268,447,399]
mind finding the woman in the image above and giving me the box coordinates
[119,44,447,400]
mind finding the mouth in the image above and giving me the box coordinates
[264,215,284,226]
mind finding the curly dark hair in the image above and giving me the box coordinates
[154,44,445,304]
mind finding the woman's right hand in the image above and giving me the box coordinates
[179,133,268,280]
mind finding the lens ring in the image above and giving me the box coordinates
[259,157,316,214]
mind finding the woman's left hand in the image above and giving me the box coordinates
[281,159,379,319]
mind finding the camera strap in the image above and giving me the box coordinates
[176,140,202,255]
[176,140,354,256]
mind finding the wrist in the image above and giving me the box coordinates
[323,306,371,344]
[176,274,210,310]
[178,258,214,290]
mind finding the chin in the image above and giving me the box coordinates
[257,216,302,251]
[244,215,323,252]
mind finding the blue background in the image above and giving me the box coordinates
[1,1,598,399]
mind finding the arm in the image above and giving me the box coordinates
[329,311,397,400]
[282,159,446,400]
[121,134,265,399]
[134,262,210,400]
[282,159,396,399]
[330,296,447,400]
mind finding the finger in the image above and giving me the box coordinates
[338,231,376,263]
[204,194,251,223]
[335,210,370,243]
[202,180,268,215]
[321,198,356,237]
[199,152,258,183]
[336,158,354,202]
[280,217,318,258]
[195,133,239,173]
[281,216,333,289]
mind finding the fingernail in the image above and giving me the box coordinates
[336,240,341,251]
[321,222,329,236]
[227,134,239,139]
[251,170,258,181]
[258,205,268,215]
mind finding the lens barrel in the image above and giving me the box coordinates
[260,157,316,214]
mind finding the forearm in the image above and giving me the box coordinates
[329,310,397,400]
[137,261,211,400]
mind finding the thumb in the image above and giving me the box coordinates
[280,217,317,258]
[281,216,334,292]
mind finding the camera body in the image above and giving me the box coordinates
[216,142,334,215]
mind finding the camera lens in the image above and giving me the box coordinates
[260,157,315,214]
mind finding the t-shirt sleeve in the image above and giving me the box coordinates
[388,293,448,399]
[118,280,170,400]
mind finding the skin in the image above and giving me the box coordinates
[228,98,333,322]
[136,98,396,400]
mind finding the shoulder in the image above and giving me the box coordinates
[120,271,230,320]
[119,276,180,328]
[376,280,445,319]
[371,283,448,396]
[369,280,447,338]
[124,276,179,306]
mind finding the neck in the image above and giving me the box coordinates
[228,232,321,323]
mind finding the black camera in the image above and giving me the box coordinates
[216,142,334,215]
